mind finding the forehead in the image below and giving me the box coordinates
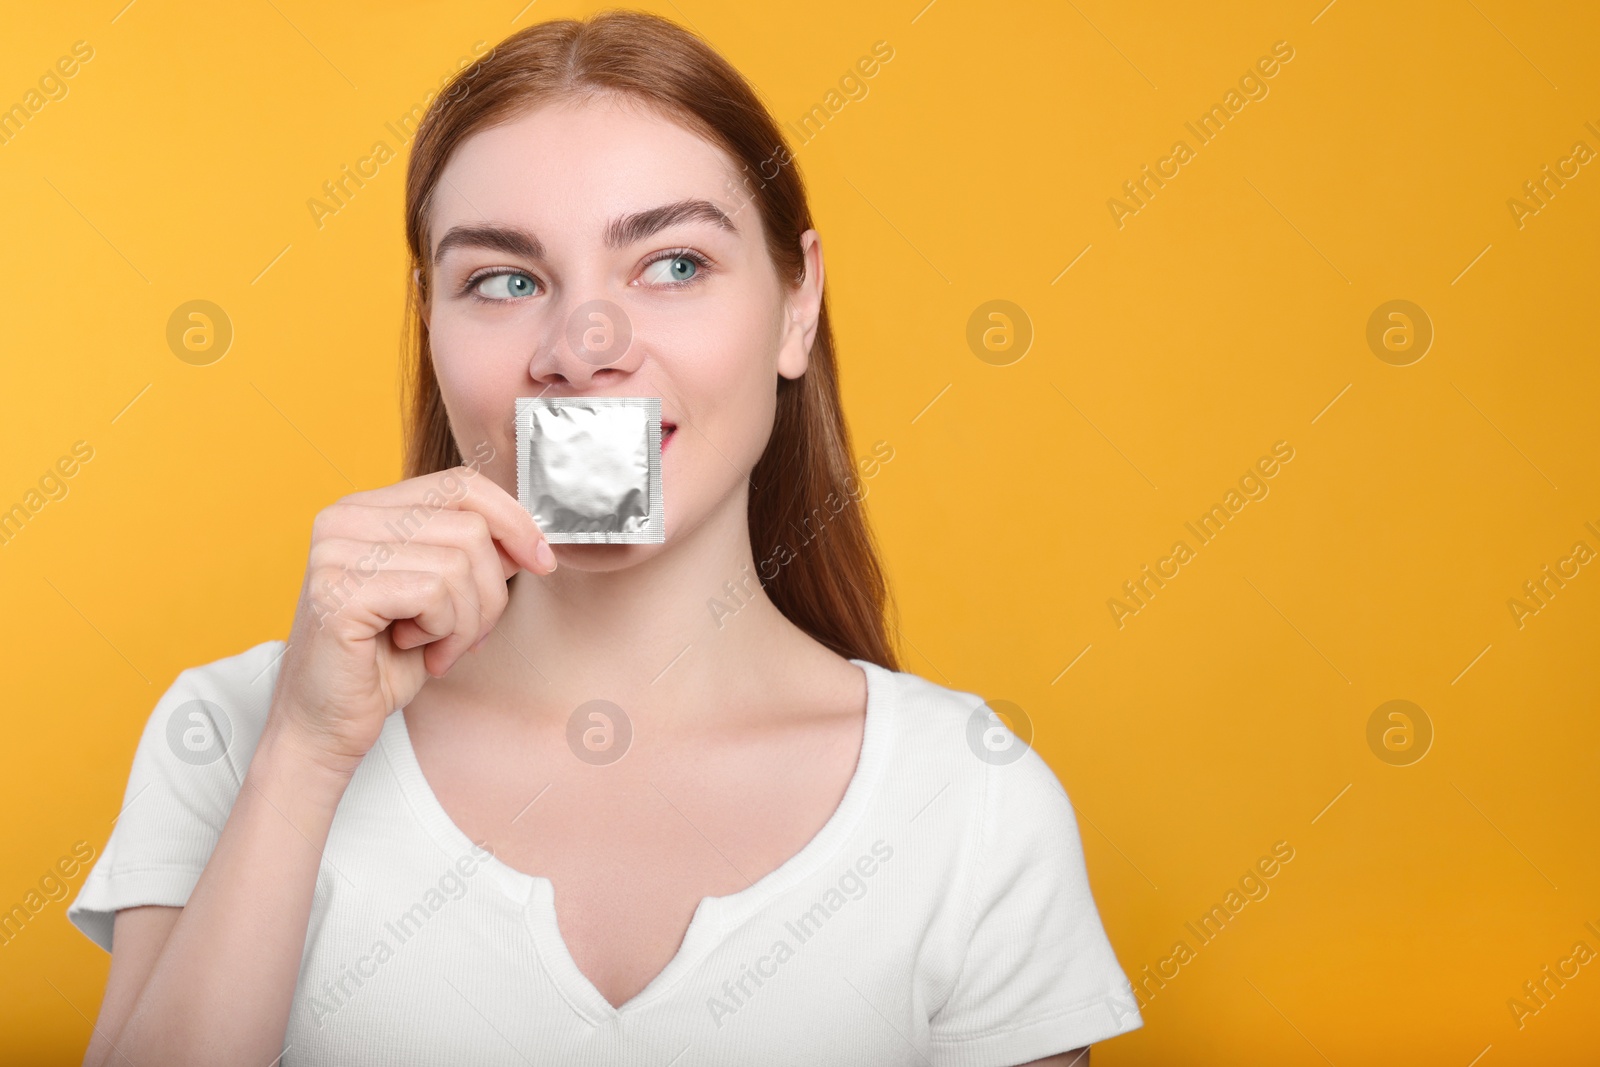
[429,95,745,245]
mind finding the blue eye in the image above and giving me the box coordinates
[640,250,709,286]
[468,271,536,302]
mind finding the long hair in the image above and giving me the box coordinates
[399,9,900,670]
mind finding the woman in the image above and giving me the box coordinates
[69,11,1142,1065]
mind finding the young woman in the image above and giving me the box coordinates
[69,11,1142,1065]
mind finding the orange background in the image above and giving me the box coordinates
[2,1,1597,1063]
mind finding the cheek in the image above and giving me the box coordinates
[431,317,524,410]
[673,316,781,459]
[427,327,527,485]
[656,329,780,534]
[664,372,775,540]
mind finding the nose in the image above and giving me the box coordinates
[528,295,640,388]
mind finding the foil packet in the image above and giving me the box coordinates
[515,396,664,543]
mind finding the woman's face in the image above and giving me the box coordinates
[421,94,823,571]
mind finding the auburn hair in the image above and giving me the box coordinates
[399,9,900,670]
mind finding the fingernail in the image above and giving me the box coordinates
[535,539,556,571]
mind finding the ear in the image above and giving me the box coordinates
[776,229,824,381]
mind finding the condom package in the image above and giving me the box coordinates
[515,396,664,543]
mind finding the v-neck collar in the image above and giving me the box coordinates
[379,657,894,1023]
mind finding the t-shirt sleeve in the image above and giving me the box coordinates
[928,743,1144,1065]
[67,642,281,953]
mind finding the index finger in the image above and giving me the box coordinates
[342,465,546,576]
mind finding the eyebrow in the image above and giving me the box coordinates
[432,198,737,266]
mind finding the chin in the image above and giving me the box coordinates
[544,540,669,573]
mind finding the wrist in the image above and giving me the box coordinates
[248,714,359,810]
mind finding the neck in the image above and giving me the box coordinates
[432,490,797,722]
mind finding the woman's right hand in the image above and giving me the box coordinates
[266,464,556,778]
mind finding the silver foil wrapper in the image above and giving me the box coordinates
[515,396,664,543]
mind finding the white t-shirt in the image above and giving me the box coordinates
[70,640,1143,1065]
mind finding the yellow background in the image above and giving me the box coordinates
[3,0,1597,1062]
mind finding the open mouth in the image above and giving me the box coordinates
[662,421,677,449]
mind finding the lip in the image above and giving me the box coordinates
[511,395,676,451]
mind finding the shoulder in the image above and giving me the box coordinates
[859,658,986,736]
[66,639,291,952]
[167,639,288,707]
[861,664,1143,1042]
[107,638,291,823]
[859,658,1064,801]
[170,638,288,698]
[861,667,1145,1048]
[856,658,1083,878]
[142,639,287,773]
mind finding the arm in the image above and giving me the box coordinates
[82,906,178,1067]
[77,468,548,1066]
[928,733,1143,1062]
[83,719,353,1067]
